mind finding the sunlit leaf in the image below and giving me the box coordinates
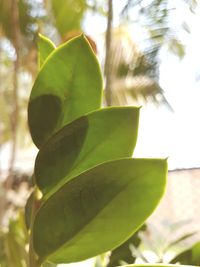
[35,107,140,197]
[28,35,103,147]
[33,158,167,264]
[51,0,87,37]
[38,34,56,68]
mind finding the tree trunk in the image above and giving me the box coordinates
[104,0,113,106]
[7,0,21,187]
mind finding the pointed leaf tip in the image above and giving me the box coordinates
[33,158,167,263]
[35,107,140,197]
[29,34,103,147]
[38,33,56,68]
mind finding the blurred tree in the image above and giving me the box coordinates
[0,0,43,178]
[103,0,197,106]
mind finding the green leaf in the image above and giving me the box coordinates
[2,213,29,267]
[38,34,56,68]
[171,242,200,265]
[193,242,200,265]
[28,35,103,148]
[51,0,87,37]
[107,224,146,267]
[33,158,167,264]
[35,107,140,197]
[171,249,192,265]
[25,192,34,230]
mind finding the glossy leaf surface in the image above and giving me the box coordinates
[28,35,103,147]
[35,107,140,196]
[38,34,56,68]
[33,158,167,263]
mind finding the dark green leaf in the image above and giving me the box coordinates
[171,249,192,264]
[33,158,167,264]
[25,192,34,230]
[38,34,56,68]
[192,242,200,265]
[171,242,200,265]
[28,35,103,148]
[35,107,140,197]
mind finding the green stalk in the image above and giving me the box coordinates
[29,188,40,267]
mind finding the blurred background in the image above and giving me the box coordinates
[0,0,200,266]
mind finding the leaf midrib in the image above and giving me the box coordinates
[44,112,137,199]
[40,163,163,263]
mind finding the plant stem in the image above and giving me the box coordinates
[29,188,40,267]
[104,0,113,106]
[29,232,39,267]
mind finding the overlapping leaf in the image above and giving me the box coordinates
[33,158,167,264]
[38,34,56,68]
[171,242,200,265]
[28,35,103,148]
[27,33,169,267]
[35,107,140,197]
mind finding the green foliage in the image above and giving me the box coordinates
[27,34,167,266]
[28,35,103,148]
[0,212,29,267]
[171,242,200,265]
[25,192,34,230]
[51,0,87,37]
[33,159,166,263]
[35,107,140,197]
[38,34,56,68]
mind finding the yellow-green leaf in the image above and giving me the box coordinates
[38,34,56,68]
[28,35,103,148]
[35,107,140,197]
[33,158,167,264]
